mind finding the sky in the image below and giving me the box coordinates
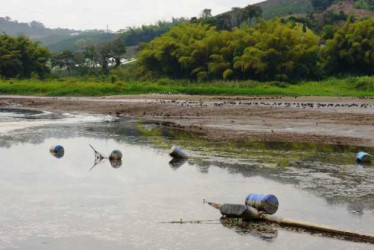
[0,0,262,31]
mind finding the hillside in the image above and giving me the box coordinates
[255,0,314,19]
[254,0,374,19]
[40,32,115,52]
[0,17,185,52]
[0,17,113,52]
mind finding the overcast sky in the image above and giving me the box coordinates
[0,0,262,31]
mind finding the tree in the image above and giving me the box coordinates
[137,19,321,81]
[230,7,243,27]
[242,5,262,25]
[201,9,212,19]
[322,18,374,75]
[84,45,98,68]
[311,0,334,11]
[51,50,75,73]
[234,19,320,81]
[110,38,126,67]
[0,34,50,78]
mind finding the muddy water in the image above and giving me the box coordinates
[0,109,373,250]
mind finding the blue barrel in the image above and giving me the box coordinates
[356,152,371,163]
[245,193,279,214]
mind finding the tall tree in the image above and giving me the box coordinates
[322,18,374,75]
[0,34,50,78]
[201,9,212,19]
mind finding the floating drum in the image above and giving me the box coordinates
[169,145,188,159]
[356,152,371,164]
[245,193,279,215]
[109,150,122,161]
[49,145,65,159]
[220,204,260,220]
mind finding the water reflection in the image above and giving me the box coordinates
[89,155,123,171]
[0,111,374,249]
[220,218,278,242]
[169,158,187,170]
[1,118,373,209]
[110,159,122,168]
[50,150,65,159]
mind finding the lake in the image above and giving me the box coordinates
[0,108,373,250]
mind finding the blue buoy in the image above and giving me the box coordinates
[49,145,64,159]
[245,193,279,215]
[356,152,371,163]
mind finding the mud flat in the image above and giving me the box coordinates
[0,95,373,146]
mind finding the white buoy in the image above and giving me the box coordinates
[169,145,188,159]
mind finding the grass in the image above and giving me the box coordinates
[0,76,373,97]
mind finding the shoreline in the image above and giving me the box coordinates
[1,95,373,147]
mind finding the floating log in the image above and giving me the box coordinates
[205,201,374,244]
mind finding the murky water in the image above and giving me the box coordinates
[0,109,373,250]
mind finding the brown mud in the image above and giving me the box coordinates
[1,95,373,146]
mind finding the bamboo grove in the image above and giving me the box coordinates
[137,17,374,82]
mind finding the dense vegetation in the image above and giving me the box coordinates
[137,20,320,81]
[198,6,263,30]
[322,17,374,75]
[118,18,188,46]
[355,0,374,11]
[0,0,374,97]
[50,37,127,74]
[0,34,50,78]
[135,17,374,82]
[256,0,314,19]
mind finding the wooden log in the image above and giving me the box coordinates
[205,201,374,244]
[263,215,374,243]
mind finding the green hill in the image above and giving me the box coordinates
[0,17,113,52]
[255,0,314,19]
[41,32,115,52]
[254,0,374,19]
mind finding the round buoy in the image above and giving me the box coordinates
[109,150,122,160]
[49,145,65,159]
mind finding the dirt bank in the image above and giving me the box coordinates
[1,95,373,147]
